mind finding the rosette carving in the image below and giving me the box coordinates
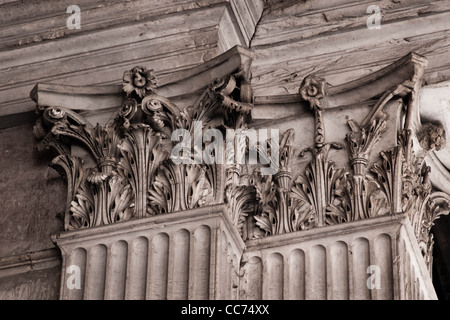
[299,75,327,110]
[122,66,157,98]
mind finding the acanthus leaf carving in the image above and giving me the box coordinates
[397,125,450,274]
[69,181,95,229]
[117,124,168,218]
[294,145,348,227]
[33,61,450,280]
[252,170,278,237]
[420,192,450,273]
[252,129,318,236]
[148,161,214,214]
[68,173,134,229]
[34,62,259,231]
[346,117,387,175]
[49,154,85,230]
[224,165,260,239]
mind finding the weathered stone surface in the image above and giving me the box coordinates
[0,0,264,123]
[0,124,64,257]
[250,0,450,96]
[0,248,61,279]
[0,0,226,49]
[0,266,61,300]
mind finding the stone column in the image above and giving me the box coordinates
[240,213,437,300]
[55,204,244,300]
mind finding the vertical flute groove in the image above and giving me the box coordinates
[148,233,169,300]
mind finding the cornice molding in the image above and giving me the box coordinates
[254,52,428,108]
[30,46,253,113]
[0,1,264,128]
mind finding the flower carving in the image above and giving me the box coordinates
[49,107,65,119]
[299,75,327,109]
[418,123,447,152]
[123,66,157,98]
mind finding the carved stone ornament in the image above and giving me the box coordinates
[417,122,447,152]
[33,65,255,231]
[122,66,158,98]
[33,55,450,266]
[299,75,327,110]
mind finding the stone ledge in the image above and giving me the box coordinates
[0,248,61,279]
[53,203,245,253]
[1,45,252,124]
[245,212,409,251]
